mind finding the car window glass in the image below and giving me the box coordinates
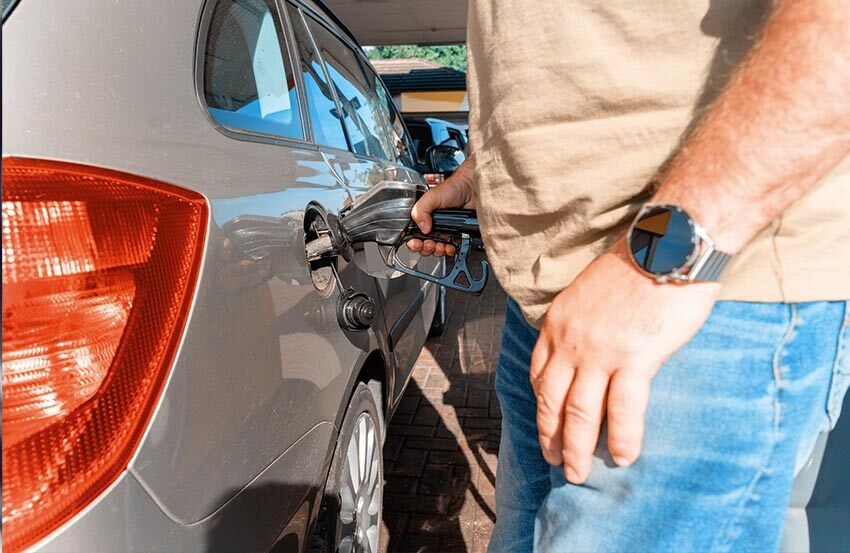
[305,18,395,161]
[204,0,303,141]
[361,61,417,168]
[446,129,465,150]
[407,123,432,162]
[286,4,348,150]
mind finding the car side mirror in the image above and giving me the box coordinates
[426,144,464,176]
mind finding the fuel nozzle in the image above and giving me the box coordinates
[304,202,351,262]
[304,181,489,294]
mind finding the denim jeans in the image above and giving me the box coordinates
[489,298,850,553]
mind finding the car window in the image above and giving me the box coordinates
[286,4,349,150]
[361,61,418,168]
[203,0,303,141]
[446,128,465,149]
[304,17,395,161]
[407,122,432,162]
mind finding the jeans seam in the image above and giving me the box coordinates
[714,304,798,552]
[827,302,850,427]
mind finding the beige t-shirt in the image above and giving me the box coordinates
[467,0,850,329]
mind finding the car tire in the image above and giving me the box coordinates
[312,381,384,553]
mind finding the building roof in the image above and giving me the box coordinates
[372,58,467,94]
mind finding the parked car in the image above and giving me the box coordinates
[406,117,468,160]
[2,0,443,551]
[406,117,468,184]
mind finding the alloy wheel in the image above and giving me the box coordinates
[337,412,382,553]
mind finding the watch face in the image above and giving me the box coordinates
[628,205,697,276]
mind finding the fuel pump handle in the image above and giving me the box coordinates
[418,209,482,239]
[393,208,489,295]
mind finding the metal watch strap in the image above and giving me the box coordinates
[691,249,733,282]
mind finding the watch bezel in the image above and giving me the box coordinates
[626,203,701,283]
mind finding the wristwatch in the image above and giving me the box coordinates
[626,203,734,283]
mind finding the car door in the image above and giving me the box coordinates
[287,3,436,404]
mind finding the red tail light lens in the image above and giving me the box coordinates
[2,158,208,552]
[423,173,445,186]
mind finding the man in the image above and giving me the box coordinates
[408,0,850,551]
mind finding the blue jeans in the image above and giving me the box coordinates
[489,299,850,553]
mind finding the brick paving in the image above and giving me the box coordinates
[381,251,508,553]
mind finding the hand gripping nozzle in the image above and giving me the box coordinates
[307,181,489,294]
[389,209,489,295]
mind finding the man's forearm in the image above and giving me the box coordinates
[653,0,850,253]
[449,156,476,196]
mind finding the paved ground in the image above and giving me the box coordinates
[380,252,508,553]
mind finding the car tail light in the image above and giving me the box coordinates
[423,173,445,186]
[2,158,208,552]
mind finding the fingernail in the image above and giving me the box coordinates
[565,464,581,483]
[612,455,633,467]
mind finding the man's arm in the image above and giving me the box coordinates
[654,0,850,252]
[531,0,850,484]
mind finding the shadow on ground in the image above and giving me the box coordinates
[381,253,507,553]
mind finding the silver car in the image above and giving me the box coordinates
[2,0,440,551]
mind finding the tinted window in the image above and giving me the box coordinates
[204,0,303,140]
[446,128,465,150]
[407,122,433,162]
[305,18,395,160]
[286,4,348,150]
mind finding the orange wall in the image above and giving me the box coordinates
[400,91,468,113]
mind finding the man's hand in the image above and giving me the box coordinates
[407,158,477,257]
[530,0,850,485]
[530,242,720,484]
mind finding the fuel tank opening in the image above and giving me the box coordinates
[303,203,340,297]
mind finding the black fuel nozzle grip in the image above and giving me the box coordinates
[391,230,489,294]
[392,208,490,295]
[419,209,483,239]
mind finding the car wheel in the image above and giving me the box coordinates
[313,381,384,553]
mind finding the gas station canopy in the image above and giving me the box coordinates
[323,0,468,45]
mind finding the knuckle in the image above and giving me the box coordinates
[536,390,563,418]
[608,388,638,416]
[529,368,545,391]
[564,401,600,426]
[544,303,568,327]
[584,329,609,350]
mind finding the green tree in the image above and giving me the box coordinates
[366,44,467,72]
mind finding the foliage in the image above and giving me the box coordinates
[366,44,467,72]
